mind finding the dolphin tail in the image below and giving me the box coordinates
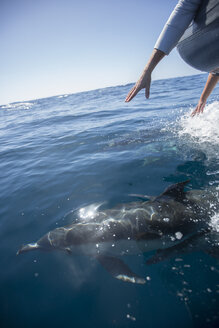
[146,247,179,265]
[17,243,40,255]
[146,232,207,265]
[96,255,146,284]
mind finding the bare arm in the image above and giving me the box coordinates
[125,0,201,103]
[125,49,165,102]
[191,73,219,116]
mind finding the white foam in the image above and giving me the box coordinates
[209,213,219,232]
[178,101,219,145]
[1,102,33,110]
[57,94,68,98]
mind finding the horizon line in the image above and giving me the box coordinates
[0,72,205,107]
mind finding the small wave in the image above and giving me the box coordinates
[57,95,69,99]
[178,101,219,145]
[166,101,219,162]
[1,102,33,110]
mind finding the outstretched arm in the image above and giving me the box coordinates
[125,49,165,102]
[191,73,219,116]
[125,0,202,103]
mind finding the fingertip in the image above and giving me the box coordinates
[145,89,150,99]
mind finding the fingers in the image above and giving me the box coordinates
[145,79,151,99]
[125,79,150,102]
[191,105,198,117]
[200,102,205,113]
[125,85,140,102]
[145,88,150,99]
[125,70,152,102]
[191,101,206,117]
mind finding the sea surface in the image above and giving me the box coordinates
[0,74,219,328]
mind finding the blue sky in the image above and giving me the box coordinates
[0,0,199,105]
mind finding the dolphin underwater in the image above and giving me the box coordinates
[17,181,219,284]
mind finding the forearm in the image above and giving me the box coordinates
[199,73,219,102]
[144,49,166,74]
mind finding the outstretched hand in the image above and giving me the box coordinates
[125,49,165,102]
[191,73,219,117]
[191,99,206,117]
[125,70,151,102]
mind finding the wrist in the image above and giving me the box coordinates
[144,65,153,74]
[145,49,165,73]
[199,97,207,103]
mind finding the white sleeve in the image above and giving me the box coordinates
[154,0,203,55]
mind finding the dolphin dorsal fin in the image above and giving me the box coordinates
[160,180,190,200]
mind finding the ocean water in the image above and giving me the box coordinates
[0,73,219,328]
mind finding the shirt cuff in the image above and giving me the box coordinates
[154,24,187,55]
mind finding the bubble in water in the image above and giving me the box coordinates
[126,314,136,321]
[175,232,183,240]
[184,264,191,268]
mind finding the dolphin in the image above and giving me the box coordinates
[17,181,219,284]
